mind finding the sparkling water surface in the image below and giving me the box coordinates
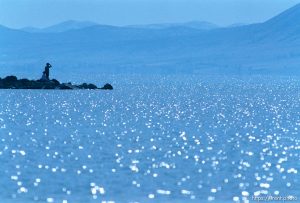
[0,76,299,203]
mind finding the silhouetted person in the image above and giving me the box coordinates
[40,71,47,81]
[44,63,52,80]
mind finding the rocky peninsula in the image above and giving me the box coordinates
[0,76,113,90]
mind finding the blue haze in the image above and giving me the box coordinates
[2,3,300,75]
[1,0,300,28]
[0,1,300,203]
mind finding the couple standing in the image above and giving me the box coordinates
[41,63,52,81]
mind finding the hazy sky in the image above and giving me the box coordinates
[0,0,300,28]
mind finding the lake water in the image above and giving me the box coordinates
[0,75,299,203]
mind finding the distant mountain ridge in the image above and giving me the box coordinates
[19,20,219,33]
[265,3,300,27]
[126,21,219,30]
[21,20,98,33]
[1,4,300,75]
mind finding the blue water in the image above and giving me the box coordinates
[0,76,299,203]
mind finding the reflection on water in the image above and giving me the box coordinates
[0,76,299,203]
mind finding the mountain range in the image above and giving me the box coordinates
[21,20,219,33]
[20,20,98,33]
[1,4,300,75]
